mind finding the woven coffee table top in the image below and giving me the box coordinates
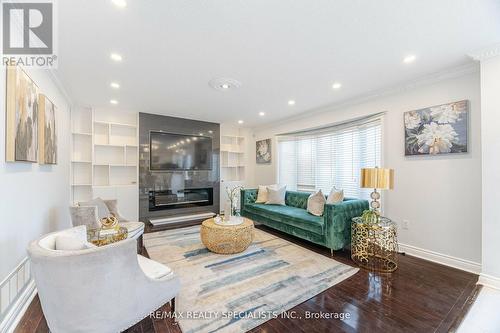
[202,217,253,229]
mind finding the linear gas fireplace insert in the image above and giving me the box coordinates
[149,188,213,211]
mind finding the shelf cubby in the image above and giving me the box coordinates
[110,124,137,146]
[94,145,125,165]
[94,122,109,145]
[110,166,137,186]
[93,165,110,186]
[72,162,92,185]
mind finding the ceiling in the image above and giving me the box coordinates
[55,0,500,127]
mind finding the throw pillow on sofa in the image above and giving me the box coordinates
[326,187,344,204]
[256,184,277,203]
[307,190,326,216]
[266,186,286,205]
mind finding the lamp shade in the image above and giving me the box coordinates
[360,168,394,190]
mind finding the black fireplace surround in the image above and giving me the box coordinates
[139,113,220,223]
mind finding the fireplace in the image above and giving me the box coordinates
[149,188,213,211]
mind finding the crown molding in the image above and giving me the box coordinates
[47,69,75,108]
[468,43,500,62]
[253,62,479,132]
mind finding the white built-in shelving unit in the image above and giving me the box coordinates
[70,107,139,220]
[220,135,246,181]
[220,124,248,214]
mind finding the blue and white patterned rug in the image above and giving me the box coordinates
[144,226,358,333]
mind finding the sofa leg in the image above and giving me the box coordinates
[171,297,177,324]
[330,249,333,257]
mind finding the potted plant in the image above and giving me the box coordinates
[361,209,380,225]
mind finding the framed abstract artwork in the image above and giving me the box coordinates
[39,94,57,164]
[5,66,39,162]
[256,138,272,164]
[404,100,469,156]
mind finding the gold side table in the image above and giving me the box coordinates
[351,216,398,272]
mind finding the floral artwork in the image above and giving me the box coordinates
[404,100,468,156]
[256,138,272,164]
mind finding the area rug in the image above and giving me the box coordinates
[144,226,358,333]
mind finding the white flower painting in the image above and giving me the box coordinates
[404,100,468,156]
[256,138,272,164]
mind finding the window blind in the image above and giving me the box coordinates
[277,115,382,200]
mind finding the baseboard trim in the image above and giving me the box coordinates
[398,243,481,274]
[477,274,500,290]
[0,280,36,333]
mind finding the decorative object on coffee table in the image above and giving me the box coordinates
[225,185,243,219]
[360,167,394,213]
[351,216,398,272]
[200,217,254,254]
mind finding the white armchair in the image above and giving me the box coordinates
[69,198,145,249]
[28,226,180,333]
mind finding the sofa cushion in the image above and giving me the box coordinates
[245,203,324,235]
[255,184,277,203]
[285,191,310,209]
[326,187,344,204]
[307,190,326,216]
[266,186,286,205]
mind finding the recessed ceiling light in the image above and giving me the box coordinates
[209,78,242,92]
[110,53,123,62]
[208,130,213,134]
[110,82,120,89]
[259,112,265,116]
[238,120,244,124]
[403,55,416,64]
[288,100,296,106]
[332,82,342,89]
[110,99,118,105]
[199,133,204,136]
[111,0,127,8]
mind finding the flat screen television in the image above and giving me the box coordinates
[149,132,212,171]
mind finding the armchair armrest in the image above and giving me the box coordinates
[323,198,369,250]
[240,189,258,212]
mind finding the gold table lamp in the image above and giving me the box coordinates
[360,167,394,213]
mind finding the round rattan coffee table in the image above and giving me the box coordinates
[200,217,254,254]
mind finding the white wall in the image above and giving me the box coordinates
[479,55,500,287]
[250,71,482,268]
[0,67,72,282]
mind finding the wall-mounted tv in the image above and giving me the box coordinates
[150,132,212,171]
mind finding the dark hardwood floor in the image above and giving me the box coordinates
[15,224,478,333]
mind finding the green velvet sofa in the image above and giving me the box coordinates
[240,189,369,252]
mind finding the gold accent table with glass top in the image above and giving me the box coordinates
[351,216,399,272]
[200,217,254,254]
[87,226,128,247]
